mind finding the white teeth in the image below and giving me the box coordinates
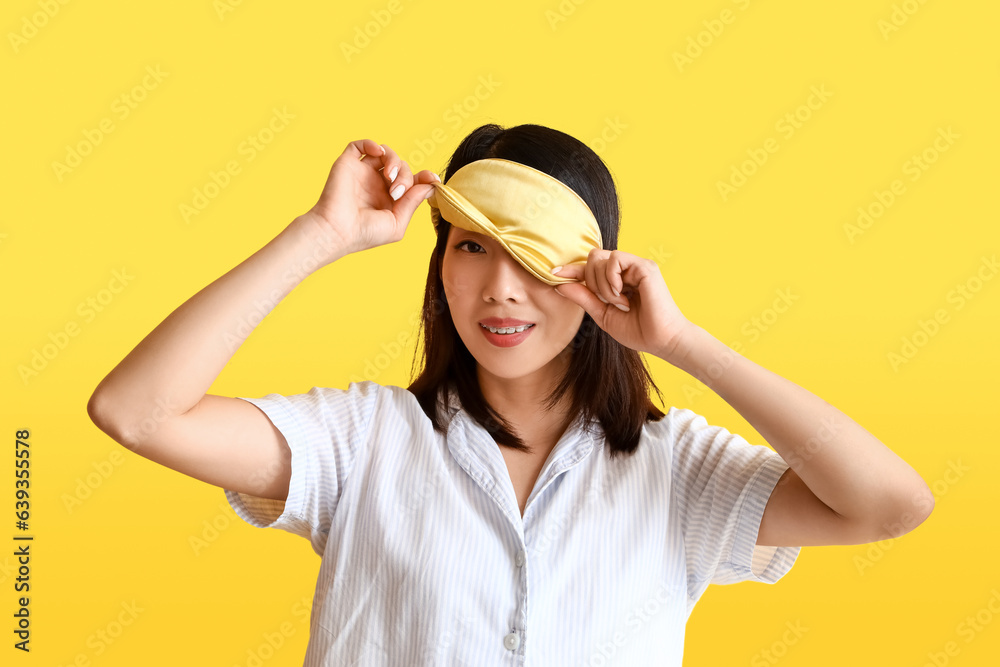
[481,324,534,334]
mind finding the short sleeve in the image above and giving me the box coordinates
[660,406,800,602]
[222,380,381,555]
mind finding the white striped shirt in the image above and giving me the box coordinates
[224,380,800,666]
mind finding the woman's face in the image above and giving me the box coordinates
[441,225,586,385]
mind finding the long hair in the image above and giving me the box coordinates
[407,123,665,459]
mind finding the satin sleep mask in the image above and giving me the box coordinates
[427,158,603,286]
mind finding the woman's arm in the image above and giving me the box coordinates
[551,249,935,547]
[87,139,437,500]
[88,216,331,500]
[660,324,935,547]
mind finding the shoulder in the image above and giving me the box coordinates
[259,380,385,414]
[639,406,717,449]
[638,406,769,475]
[335,381,455,432]
[258,381,459,434]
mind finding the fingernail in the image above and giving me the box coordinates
[380,144,387,155]
[432,173,441,182]
[550,265,563,275]
[391,184,405,201]
[597,294,608,304]
[614,302,630,312]
[389,166,399,183]
[554,287,566,297]
[424,188,434,200]
[612,286,620,297]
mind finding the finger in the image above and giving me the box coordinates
[549,262,585,281]
[583,249,613,305]
[378,143,401,184]
[379,144,417,201]
[349,139,386,162]
[554,282,607,322]
[391,175,437,225]
[412,169,442,186]
[605,251,631,309]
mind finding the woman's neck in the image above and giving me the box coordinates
[476,364,575,454]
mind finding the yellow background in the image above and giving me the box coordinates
[4,0,998,665]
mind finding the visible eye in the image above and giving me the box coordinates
[454,240,485,253]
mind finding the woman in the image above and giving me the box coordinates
[88,123,934,665]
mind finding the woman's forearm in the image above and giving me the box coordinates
[660,324,934,529]
[88,215,344,448]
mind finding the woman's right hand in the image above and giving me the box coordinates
[299,139,439,262]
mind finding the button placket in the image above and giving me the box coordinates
[504,545,528,654]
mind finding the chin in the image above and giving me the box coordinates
[477,361,541,381]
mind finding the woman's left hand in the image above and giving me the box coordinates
[552,249,693,361]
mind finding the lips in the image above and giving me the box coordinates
[479,321,535,347]
[479,317,535,328]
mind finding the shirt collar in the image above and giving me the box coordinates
[441,382,601,511]
[441,380,599,438]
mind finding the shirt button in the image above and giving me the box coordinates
[503,631,521,651]
[515,549,526,567]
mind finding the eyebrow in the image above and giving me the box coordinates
[453,228,491,243]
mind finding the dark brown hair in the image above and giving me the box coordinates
[407,123,665,459]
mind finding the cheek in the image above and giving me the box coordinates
[442,272,470,303]
[539,289,585,335]
[441,262,475,312]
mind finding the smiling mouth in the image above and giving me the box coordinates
[479,323,535,335]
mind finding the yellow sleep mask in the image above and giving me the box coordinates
[427,158,603,286]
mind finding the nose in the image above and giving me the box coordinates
[483,250,530,302]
